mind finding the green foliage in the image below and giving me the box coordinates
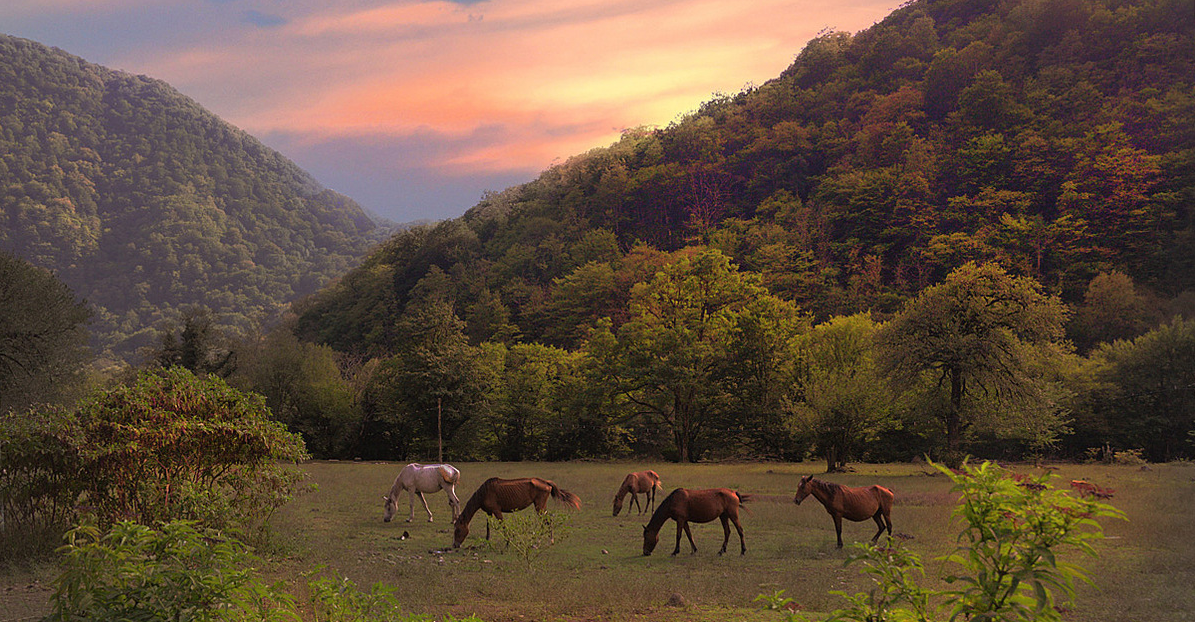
[0,250,92,414]
[46,520,298,622]
[306,571,485,622]
[0,407,85,556]
[876,263,1070,456]
[0,35,380,363]
[72,367,310,533]
[487,510,573,569]
[788,461,1123,622]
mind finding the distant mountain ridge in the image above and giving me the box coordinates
[0,34,385,361]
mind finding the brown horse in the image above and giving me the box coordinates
[642,488,750,556]
[452,477,582,548]
[793,475,893,548]
[612,470,663,516]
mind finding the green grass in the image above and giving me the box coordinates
[4,461,1193,621]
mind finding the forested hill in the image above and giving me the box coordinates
[0,34,382,362]
[296,0,1193,355]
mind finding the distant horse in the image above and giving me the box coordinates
[613,470,664,516]
[382,463,461,523]
[453,477,582,547]
[642,488,750,556]
[793,475,893,548]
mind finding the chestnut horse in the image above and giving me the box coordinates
[613,470,663,516]
[793,475,893,548]
[642,488,750,556]
[452,477,582,547]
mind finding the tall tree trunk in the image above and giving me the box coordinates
[948,366,964,452]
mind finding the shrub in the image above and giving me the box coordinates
[0,408,84,557]
[487,510,572,568]
[45,520,298,622]
[73,367,310,536]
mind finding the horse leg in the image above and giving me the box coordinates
[406,488,416,523]
[446,486,461,522]
[871,512,886,543]
[630,492,641,515]
[718,516,730,555]
[834,514,844,549]
[732,515,746,555]
[417,491,434,522]
[683,521,698,554]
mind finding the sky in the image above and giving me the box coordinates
[1,0,899,223]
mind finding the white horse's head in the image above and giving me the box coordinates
[382,495,398,522]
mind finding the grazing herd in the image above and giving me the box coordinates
[382,464,896,554]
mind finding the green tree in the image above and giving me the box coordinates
[0,250,91,414]
[591,249,797,461]
[796,314,894,472]
[875,263,1069,456]
[1088,317,1195,461]
[232,329,359,459]
[149,306,237,377]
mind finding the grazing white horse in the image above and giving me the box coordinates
[383,463,461,523]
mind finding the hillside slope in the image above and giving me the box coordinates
[0,34,382,361]
[296,0,1194,355]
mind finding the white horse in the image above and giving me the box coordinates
[383,463,461,523]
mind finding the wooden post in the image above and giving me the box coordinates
[437,397,443,462]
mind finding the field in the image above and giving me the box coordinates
[3,460,1193,621]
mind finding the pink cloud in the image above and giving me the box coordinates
[127,0,899,175]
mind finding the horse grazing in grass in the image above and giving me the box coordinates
[642,488,750,556]
[613,470,663,516]
[793,475,893,548]
[382,463,461,523]
[452,477,582,548]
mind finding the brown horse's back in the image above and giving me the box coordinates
[838,485,892,521]
[661,488,742,523]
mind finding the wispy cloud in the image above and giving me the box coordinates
[242,9,286,28]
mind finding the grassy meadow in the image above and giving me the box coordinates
[3,460,1193,621]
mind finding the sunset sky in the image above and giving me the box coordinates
[2,0,899,222]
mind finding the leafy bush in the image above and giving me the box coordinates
[0,408,84,556]
[73,367,310,535]
[487,510,573,568]
[45,520,297,622]
[307,571,484,622]
[770,461,1123,622]
[1,368,310,555]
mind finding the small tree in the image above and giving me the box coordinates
[75,367,309,534]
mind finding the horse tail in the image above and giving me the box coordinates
[734,491,755,515]
[549,482,582,509]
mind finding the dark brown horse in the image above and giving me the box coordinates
[452,477,582,547]
[612,470,663,516]
[642,488,750,556]
[793,475,893,548]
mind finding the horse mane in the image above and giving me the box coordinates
[456,477,499,524]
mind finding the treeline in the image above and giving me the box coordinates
[233,252,1191,466]
[0,34,383,363]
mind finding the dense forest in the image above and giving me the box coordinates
[0,34,384,363]
[280,0,1194,464]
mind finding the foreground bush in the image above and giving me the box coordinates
[45,520,484,622]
